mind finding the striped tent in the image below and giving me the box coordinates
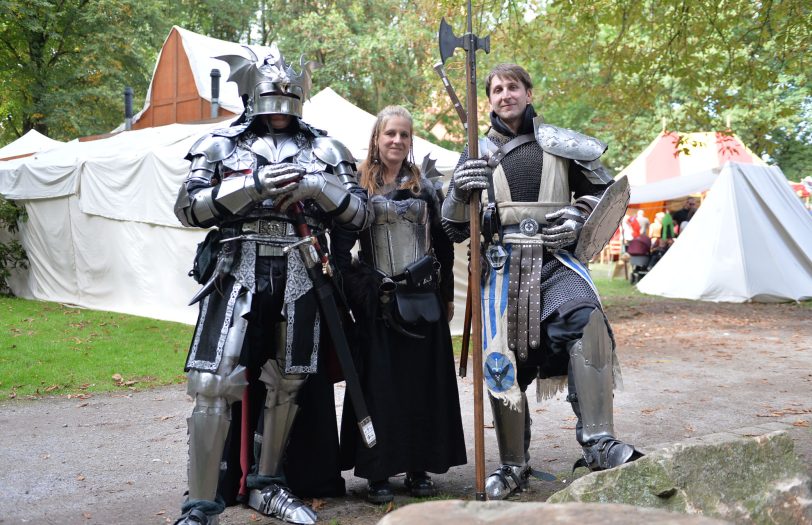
[618,131,766,204]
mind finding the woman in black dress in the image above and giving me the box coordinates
[333,105,466,503]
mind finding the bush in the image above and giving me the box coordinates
[0,196,28,295]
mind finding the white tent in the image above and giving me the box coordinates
[0,130,64,161]
[0,91,469,331]
[303,87,459,175]
[637,162,812,302]
[618,131,767,204]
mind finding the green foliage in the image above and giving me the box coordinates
[0,197,27,295]
[0,0,809,174]
[0,0,170,143]
[0,296,189,398]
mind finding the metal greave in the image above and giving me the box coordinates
[488,391,530,466]
[256,359,307,478]
[185,294,251,503]
[567,309,615,444]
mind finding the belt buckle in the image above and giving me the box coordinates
[257,219,288,237]
[519,218,539,236]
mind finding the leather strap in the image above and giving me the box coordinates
[487,134,536,169]
[517,245,533,361]
[528,245,544,350]
[507,248,521,353]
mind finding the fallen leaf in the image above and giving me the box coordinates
[158,415,174,421]
[45,384,59,392]
[76,402,88,408]
[792,420,810,427]
[311,498,326,511]
[156,510,166,515]
[248,513,260,522]
[385,501,395,513]
[112,373,123,383]
[82,512,92,519]
[77,474,85,481]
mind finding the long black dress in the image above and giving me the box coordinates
[333,174,467,482]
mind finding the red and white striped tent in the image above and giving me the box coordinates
[618,131,766,204]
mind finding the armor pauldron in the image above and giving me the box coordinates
[188,154,217,176]
[186,133,238,163]
[574,159,614,185]
[312,136,356,167]
[568,309,615,444]
[534,121,607,162]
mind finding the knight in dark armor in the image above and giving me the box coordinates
[332,106,466,504]
[172,44,370,524]
[442,63,641,499]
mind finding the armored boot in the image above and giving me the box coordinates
[247,358,315,524]
[174,508,218,525]
[484,392,532,499]
[567,309,642,471]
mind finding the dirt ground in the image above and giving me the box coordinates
[1,297,810,525]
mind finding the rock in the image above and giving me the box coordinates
[377,500,730,524]
[548,426,812,524]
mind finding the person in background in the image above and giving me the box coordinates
[635,210,650,239]
[332,105,467,504]
[671,197,697,235]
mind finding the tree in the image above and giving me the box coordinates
[0,196,27,295]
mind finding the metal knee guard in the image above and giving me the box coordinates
[255,358,307,478]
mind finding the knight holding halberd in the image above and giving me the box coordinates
[172,44,370,525]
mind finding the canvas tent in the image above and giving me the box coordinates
[0,89,468,331]
[636,162,812,302]
[0,130,64,161]
[618,131,766,204]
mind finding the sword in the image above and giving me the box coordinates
[437,3,490,501]
[283,203,377,448]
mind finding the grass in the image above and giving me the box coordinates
[0,296,189,399]
[4,267,804,400]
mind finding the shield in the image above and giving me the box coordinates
[574,175,630,263]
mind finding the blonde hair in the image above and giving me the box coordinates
[358,105,421,195]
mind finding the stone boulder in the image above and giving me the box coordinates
[378,500,730,524]
[548,424,812,524]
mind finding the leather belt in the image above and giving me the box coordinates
[507,244,544,362]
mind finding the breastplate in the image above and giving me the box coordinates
[359,197,430,276]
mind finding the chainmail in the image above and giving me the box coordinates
[538,255,598,322]
[486,128,545,202]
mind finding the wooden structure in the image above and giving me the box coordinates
[133,27,235,130]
